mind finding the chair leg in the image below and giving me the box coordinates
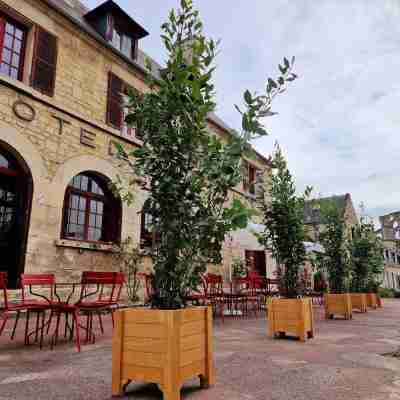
[69,314,75,341]
[11,311,20,340]
[24,310,30,345]
[39,312,46,350]
[47,309,54,334]
[53,310,62,348]
[85,314,90,344]
[34,311,40,343]
[111,311,115,328]
[64,313,69,338]
[0,313,9,337]
[73,312,81,352]
[98,312,104,334]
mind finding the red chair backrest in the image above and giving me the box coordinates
[80,271,125,304]
[20,274,55,302]
[0,272,8,310]
[203,274,224,297]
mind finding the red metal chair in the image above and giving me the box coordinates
[52,271,125,352]
[0,272,28,342]
[248,274,268,312]
[19,274,56,347]
[203,274,227,321]
[232,277,259,318]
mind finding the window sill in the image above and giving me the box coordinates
[54,239,114,252]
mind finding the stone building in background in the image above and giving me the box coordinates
[304,193,359,242]
[0,0,271,290]
[377,211,400,290]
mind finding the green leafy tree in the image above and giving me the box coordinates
[114,0,297,309]
[318,202,351,293]
[349,217,384,293]
[258,145,311,298]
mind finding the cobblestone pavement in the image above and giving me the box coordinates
[1,300,400,400]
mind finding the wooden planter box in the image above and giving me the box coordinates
[324,293,352,320]
[112,306,215,400]
[268,298,314,342]
[366,293,378,309]
[377,294,382,308]
[350,293,367,313]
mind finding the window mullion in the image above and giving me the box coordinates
[84,195,91,241]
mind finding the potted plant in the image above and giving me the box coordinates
[318,201,353,319]
[350,217,384,310]
[232,257,248,279]
[258,146,314,342]
[110,1,297,398]
[111,237,143,305]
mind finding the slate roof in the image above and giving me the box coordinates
[41,0,271,166]
[304,194,349,225]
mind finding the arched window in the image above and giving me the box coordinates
[62,172,121,243]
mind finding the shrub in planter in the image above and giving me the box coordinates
[258,146,314,341]
[232,257,248,279]
[111,237,143,305]
[317,201,353,319]
[349,217,384,311]
[111,1,297,397]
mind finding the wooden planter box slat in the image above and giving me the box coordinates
[112,306,215,400]
[377,294,383,308]
[366,293,378,309]
[268,298,314,342]
[324,293,352,320]
[350,293,367,313]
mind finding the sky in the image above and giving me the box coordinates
[85,0,400,225]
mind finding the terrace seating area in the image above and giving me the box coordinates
[1,270,328,352]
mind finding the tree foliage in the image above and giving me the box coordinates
[114,0,297,309]
[258,145,310,298]
[349,217,384,293]
[318,202,351,293]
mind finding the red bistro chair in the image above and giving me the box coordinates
[52,271,125,352]
[19,274,56,347]
[203,274,227,321]
[0,273,29,342]
[232,277,259,318]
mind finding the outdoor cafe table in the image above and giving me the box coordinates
[25,282,84,348]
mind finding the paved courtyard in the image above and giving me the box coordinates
[1,300,400,400]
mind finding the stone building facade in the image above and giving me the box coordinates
[304,193,359,242]
[378,211,400,290]
[0,0,270,291]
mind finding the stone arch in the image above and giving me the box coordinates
[51,155,137,241]
[0,123,45,286]
[0,121,49,186]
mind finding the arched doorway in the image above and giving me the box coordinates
[0,143,32,288]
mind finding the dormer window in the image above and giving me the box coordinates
[84,1,148,62]
[110,27,135,59]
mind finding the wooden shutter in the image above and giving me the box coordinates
[31,27,58,96]
[107,72,123,129]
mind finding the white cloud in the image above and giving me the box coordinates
[85,0,400,221]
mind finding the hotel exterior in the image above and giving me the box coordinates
[0,0,271,289]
